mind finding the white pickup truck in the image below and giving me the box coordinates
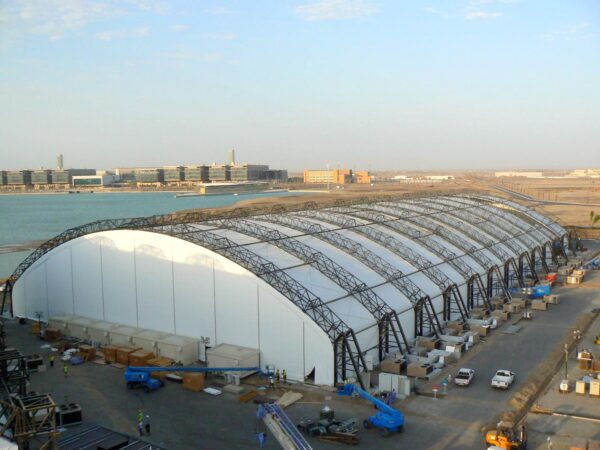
[454,368,475,386]
[491,370,515,389]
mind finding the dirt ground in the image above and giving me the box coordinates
[494,178,600,227]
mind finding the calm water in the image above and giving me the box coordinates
[0,191,300,278]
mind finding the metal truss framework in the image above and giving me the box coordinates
[207,217,409,361]
[1,193,569,387]
[293,209,469,326]
[342,205,492,309]
[255,213,443,338]
[153,222,368,387]
[383,200,525,290]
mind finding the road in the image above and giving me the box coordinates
[490,184,600,207]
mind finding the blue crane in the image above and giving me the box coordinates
[337,384,404,437]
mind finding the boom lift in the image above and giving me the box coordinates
[337,384,404,437]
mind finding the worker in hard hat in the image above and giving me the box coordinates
[275,369,280,384]
[282,369,287,384]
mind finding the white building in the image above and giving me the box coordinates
[5,195,566,387]
[494,171,544,178]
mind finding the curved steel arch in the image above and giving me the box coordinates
[1,216,370,387]
[254,213,443,338]
[293,209,470,323]
[208,217,408,360]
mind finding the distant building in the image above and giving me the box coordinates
[56,154,64,170]
[135,168,164,185]
[354,171,372,184]
[31,170,52,185]
[303,169,352,184]
[114,168,136,182]
[264,169,288,182]
[183,165,209,183]
[425,175,454,181]
[51,169,96,185]
[567,169,600,178]
[209,165,231,182]
[227,149,236,165]
[72,174,116,187]
[6,170,32,186]
[0,171,6,185]
[163,166,184,183]
[230,164,269,182]
[494,171,543,178]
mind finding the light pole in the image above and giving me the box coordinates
[573,329,581,357]
[564,343,569,380]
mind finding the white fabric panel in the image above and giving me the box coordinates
[213,255,259,348]
[336,229,419,273]
[171,238,215,341]
[372,284,413,313]
[245,242,303,268]
[99,232,137,326]
[304,318,335,385]
[293,235,386,286]
[284,266,347,299]
[327,297,375,331]
[23,263,47,320]
[71,237,103,319]
[46,246,73,318]
[208,228,260,245]
[258,286,304,381]
[135,236,175,334]
[12,281,25,317]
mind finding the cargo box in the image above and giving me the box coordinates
[128,351,155,367]
[183,373,205,392]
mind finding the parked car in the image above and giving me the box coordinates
[491,370,515,389]
[454,368,475,386]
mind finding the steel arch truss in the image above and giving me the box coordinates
[207,217,408,361]
[341,206,491,312]
[294,209,469,325]
[258,212,443,338]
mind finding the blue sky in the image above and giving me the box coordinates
[1,1,599,171]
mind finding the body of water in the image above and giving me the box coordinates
[0,191,300,278]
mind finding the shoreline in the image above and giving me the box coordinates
[0,188,322,197]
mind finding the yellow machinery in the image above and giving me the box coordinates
[595,332,600,345]
[485,421,527,449]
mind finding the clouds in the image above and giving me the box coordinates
[540,22,596,41]
[465,11,503,20]
[171,24,187,32]
[0,0,163,44]
[95,26,149,41]
[294,0,378,21]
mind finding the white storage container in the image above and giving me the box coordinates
[87,321,121,346]
[109,325,143,347]
[206,343,259,378]
[48,315,79,335]
[132,330,171,354]
[66,317,99,340]
[156,335,199,365]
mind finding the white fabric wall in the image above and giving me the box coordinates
[13,230,333,385]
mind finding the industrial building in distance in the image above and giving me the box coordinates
[0,150,288,190]
[303,169,372,184]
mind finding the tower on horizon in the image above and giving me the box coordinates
[56,154,64,170]
[227,149,235,166]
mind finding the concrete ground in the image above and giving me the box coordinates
[4,245,600,450]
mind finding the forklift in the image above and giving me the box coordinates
[485,421,527,449]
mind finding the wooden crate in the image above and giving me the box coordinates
[44,327,62,341]
[129,351,156,367]
[147,356,174,367]
[78,344,96,362]
[101,346,118,363]
[116,347,141,366]
[182,373,205,392]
